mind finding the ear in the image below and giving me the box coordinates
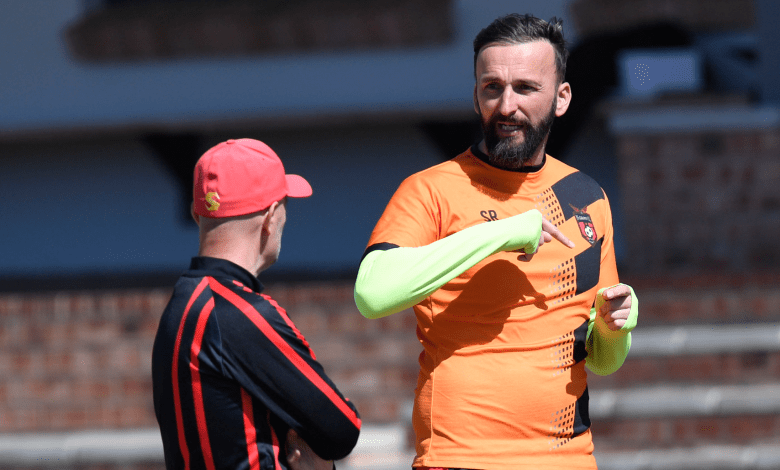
[261,201,279,233]
[555,81,571,117]
[473,85,480,115]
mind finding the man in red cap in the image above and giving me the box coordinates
[152,138,361,470]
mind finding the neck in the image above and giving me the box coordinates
[197,214,271,277]
[476,140,547,170]
[199,241,264,276]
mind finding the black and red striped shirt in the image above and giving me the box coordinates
[152,257,361,470]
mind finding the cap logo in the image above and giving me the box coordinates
[205,191,221,212]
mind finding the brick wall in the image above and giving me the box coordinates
[0,281,421,469]
[612,112,780,275]
[0,290,169,433]
[588,274,780,451]
[3,276,779,466]
[0,280,420,432]
[589,101,780,459]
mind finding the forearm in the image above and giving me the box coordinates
[585,284,638,375]
[354,209,544,319]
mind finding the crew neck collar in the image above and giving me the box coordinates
[470,144,546,173]
[186,256,264,293]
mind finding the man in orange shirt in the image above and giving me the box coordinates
[354,14,638,470]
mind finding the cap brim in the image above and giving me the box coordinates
[286,174,313,198]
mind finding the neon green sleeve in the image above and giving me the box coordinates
[585,284,638,376]
[354,209,544,319]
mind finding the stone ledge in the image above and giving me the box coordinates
[607,104,780,134]
[590,382,780,419]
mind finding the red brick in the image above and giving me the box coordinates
[122,378,152,398]
[119,404,153,427]
[41,322,72,347]
[105,343,140,371]
[12,351,32,375]
[86,379,114,400]
[48,406,90,429]
[288,309,328,335]
[71,349,98,376]
[0,296,22,316]
[673,418,695,443]
[333,302,363,322]
[76,319,123,345]
[118,292,145,314]
[381,366,417,392]
[327,309,368,335]
[0,321,31,347]
[346,369,381,394]
[595,414,780,448]
[769,353,780,377]
[73,293,97,316]
[352,394,402,423]
[44,350,72,374]
[695,417,721,439]
[308,339,351,366]
[376,310,417,333]
[48,379,71,402]
[726,415,776,443]
[96,293,120,318]
[617,357,664,384]
[138,341,153,372]
[99,404,125,428]
[7,406,43,431]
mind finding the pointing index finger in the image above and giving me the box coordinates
[603,284,631,299]
[541,218,575,248]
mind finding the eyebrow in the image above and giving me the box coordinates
[478,76,542,88]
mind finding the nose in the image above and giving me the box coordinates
[498,87,519,117]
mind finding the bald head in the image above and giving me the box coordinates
[193,199,287,276]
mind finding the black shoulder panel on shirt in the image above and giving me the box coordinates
[551,171,605,220]
[360,242,400,262]
[574,237,603,296]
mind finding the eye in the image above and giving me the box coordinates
[483,82,502,94]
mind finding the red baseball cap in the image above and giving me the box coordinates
[193,138,312,218]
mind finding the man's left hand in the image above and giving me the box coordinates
[598,284,633,331]
[286,429,334,470]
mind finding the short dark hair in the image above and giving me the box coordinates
[473,14,568,83]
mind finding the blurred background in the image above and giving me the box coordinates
[1,0,779,468]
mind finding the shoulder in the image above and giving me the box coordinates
[205,277,278,321]
[403,157,467,183]
[396,153,476,194]
[545,156,606,208]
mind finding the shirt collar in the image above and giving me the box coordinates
[470,144,546,173]
[185,256,264,293]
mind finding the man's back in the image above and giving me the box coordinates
[153,257,361,470]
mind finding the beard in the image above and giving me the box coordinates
[481,98,557,170]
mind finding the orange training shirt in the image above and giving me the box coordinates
[365,147,619,469]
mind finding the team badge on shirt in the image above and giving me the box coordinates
[572,206,597,245]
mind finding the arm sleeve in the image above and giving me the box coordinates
[354,209,545,319]
[585,284,639,376]
[213,282,361,460]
